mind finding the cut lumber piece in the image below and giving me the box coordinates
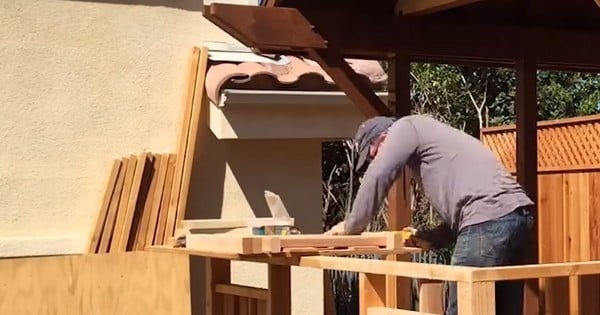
[145,153,169,246]
[175,46,210,225]
[168,46,210,238]
[87,159,122,254]
[184,232,414,255]
[118,152,150,252]
[367,307,437,315]
[98,157,129,253]
[109,155,138,253]
[157,154,177,245]
[132,154,158,251]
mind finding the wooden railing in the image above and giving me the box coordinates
[152,246,600,315]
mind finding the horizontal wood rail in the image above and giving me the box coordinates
[215,283,268,300]
[299,256,474,282]
[150,245,600,314]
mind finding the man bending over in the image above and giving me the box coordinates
[325,114,534,315]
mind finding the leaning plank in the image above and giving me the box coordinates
[368,307,437,315]
[86,159,122,253]
[118,153,150,252]
[184,232,406,255]
[132,154,158,251]
[98,157,129,253]
[157,154,177,245]
[175,46,210,225]
[145,154,169,246]
[109,155,138,253]
[167,47,203,238]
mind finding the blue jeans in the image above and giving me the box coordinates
[444,207,534,315]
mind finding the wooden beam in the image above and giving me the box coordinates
[306,49,392,117]
[203,4,600,72]
[515,58,540,315]
[457,281,495,315]
[394,0,481,16]
[299,256,476,282]
[385,52,413,310]
[204,4,326,51]
[267,265,291,315]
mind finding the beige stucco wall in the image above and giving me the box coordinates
[0,0,244,255]
[1,1,327,314]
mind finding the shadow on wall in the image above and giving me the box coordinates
[68,0,205,11]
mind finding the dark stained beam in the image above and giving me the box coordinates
[385,52,413,310]
[394,0,482,16]
[203,4,600,72]
[515,59,540,315]
[205,4,326,51]
[306,49,392,117]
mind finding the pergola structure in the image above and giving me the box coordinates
[202,1,600,314]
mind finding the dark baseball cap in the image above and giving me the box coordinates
[354,116,396,172]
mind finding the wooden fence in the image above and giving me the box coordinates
[481,114,600,314]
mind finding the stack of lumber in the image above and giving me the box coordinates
[87,153,178,253]
[183,231,421,256]
[87,46,210,254]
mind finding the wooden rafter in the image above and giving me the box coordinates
[205,4,391,117]
[203,4,600,72]
[394,0,481,16]
[306,49,392,117]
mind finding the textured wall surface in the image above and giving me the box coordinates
[0,0,239,255]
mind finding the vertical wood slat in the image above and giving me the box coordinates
[515,58,539,315]
[87,159,122,253]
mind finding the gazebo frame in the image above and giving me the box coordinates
[200,1,600,314]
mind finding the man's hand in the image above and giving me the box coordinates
[324,221,347,235]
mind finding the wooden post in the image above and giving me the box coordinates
[457,281,496,315]
[360,273,386,315]
[206,258,231,315]
[267,265,291,315]
[515,58,540,315]
[385,53,413,309]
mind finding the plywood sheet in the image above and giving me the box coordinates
[0,251,190,315]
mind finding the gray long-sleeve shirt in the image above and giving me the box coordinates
[345,115,534,234]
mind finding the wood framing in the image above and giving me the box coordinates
[204,4,600,72]
[515,58,540,314]
[394,0,481,16]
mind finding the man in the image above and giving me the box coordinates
[325,114,534,315]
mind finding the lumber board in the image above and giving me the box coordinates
[132,154,158,250]
[98,157,129,253]
[471,260,600,282]
[110,155,138,252]
[118,152,150,251]
[167,48,201,235]
[175,46,210,225]
[157,154,177,245]
[457,281,495,315]
[184,232,413,255]
[145,153,169,246]
[87,159,122,253]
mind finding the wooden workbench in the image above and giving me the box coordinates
[148,243,421,315]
